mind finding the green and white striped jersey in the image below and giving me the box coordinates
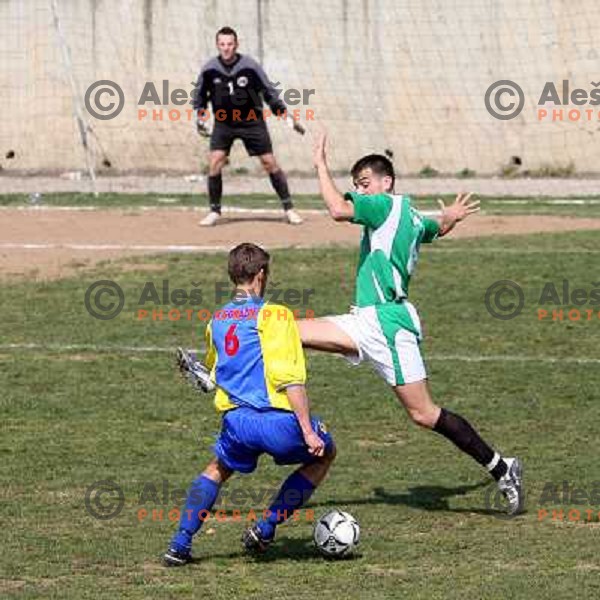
[345,192,440,307]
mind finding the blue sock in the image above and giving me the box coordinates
[256,471,316,540]
[171,475,220,553]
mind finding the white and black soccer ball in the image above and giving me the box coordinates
[313,509,360,558]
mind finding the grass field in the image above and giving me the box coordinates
[4,192,600,217]
[3,228,600,598]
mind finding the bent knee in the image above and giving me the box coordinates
[209,163,225,174]
[260,157,277,171]
[323,442,337,462]
[407,408,439,429]
[203,458,232,482]
[209,156,227,172]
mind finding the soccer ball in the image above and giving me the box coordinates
[313,509,360,558]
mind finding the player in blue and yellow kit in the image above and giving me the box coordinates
[164,243,336,566]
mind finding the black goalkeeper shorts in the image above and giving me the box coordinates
[210,121,273,156]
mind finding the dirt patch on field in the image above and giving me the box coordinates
[2,209,600,280]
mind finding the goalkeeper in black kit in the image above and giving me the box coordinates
[193,26,305,226]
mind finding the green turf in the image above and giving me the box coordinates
[3,192,600,217]
[2,232,600,598]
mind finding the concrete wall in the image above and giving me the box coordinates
[1,0,598,176]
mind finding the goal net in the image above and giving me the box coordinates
[1,0,598,184]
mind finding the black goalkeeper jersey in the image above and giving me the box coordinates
[193,54,287,125]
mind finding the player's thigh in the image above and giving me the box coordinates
[261,411,334,466]
[358,305,427,386]
[240,123,273,157]
[213,411,260,474]
[209,123,235,156]
[392,380,441,428]
[297,317,359,355]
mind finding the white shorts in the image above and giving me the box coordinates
[326,304,426,386]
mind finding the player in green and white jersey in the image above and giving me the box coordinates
[299,133,523,515]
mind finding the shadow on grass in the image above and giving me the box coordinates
[181,481,519,565]
[194,536,361,564]
[308,480,508,516]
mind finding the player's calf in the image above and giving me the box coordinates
[298,442,337,486]
[164,460,232,566]
[394,382,517,495]
[245,445,336,552]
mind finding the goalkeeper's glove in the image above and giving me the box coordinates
[196,116,210,138]
[286,118,305,135]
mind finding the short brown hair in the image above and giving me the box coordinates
[228,243,270,285]
[351,154,395,188]
[216,26,238,42]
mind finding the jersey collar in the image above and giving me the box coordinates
[218,53,242,71]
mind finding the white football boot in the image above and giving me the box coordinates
[285,208,303,225]
[198,211,221,227]
[497,457,524,515]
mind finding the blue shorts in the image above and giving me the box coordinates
[213,407,334,474]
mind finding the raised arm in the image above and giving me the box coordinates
[313,132,355,221]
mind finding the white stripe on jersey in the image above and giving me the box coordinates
[371,271,386,302]
[392,267,404,300]
[370,195,403,258]
[404,301,423,340]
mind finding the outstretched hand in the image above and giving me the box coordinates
[437,193,480,235]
